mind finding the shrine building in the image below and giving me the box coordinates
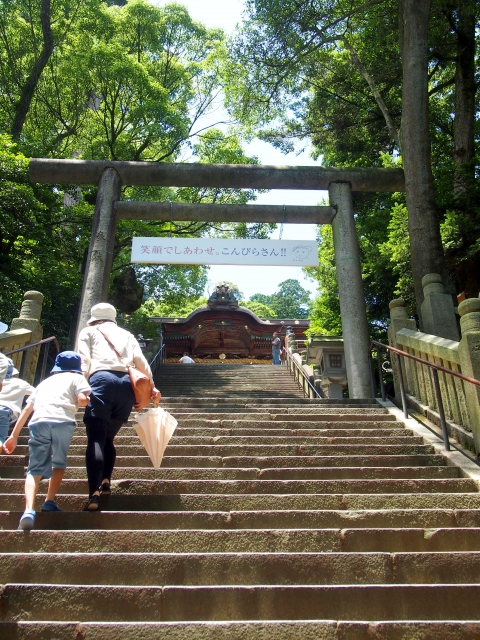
[151,284,309,361]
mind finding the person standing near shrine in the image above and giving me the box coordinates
[179,352,195,364]
[272,332,281,365]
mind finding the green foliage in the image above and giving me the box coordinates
[0,0,274,344]
[0,135,89,344]
[304,227,342,336]
[239,299,277,318]
[121,295,209,338]
[250,279,311,319]
[225,0,480,324]
[378,199,415,312]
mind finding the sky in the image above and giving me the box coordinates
[154,0,327,300]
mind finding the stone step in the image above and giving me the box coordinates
[3,522,480,546]
[9,444,437,458]
[2,493,480,512]
[0,509,480,528]
[156,401,380,409]
[158,407,384,414]
[0,505,480,532]
[74,418,404,436]
[1,477,474,495]
[1,454,448,469]
[1,551,480,586]
[2,584,480,621]
[17,421,405,438]
[11,443,437,462]
[56,466,459,481]
[154,407,396,421]
[155,397,378,404]
[0,465,460,482]
[14,429,416,446]
[1,621,479,640]
[156,391,308,397]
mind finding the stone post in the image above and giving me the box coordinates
[76,168,122,340]
[286,332,298,354]
[388,299,416,399]
[329,182,371,398]
[313,364,323,395]
[10,291,44,383]
[457,298,480,455]
[420,273,459,341]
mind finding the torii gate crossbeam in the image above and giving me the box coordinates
[29,159,406,398]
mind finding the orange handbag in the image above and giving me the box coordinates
[96,328,152,411]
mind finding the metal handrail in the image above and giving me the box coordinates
[4,336,60,383]
[283,347,322,399]
[149,343,166,375]
[370,339,480,451]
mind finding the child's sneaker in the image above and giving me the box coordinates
[41,500,62,512]
[18,509,35,530]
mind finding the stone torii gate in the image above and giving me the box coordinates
[29,159,405,398]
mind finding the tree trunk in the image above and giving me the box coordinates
[453,0,476,206]
[447,0,477,298]
[10,0,54,140]
[399,0,452,318]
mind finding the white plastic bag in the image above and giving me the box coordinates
[134,406,178,469]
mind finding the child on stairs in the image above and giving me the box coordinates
[3,351,90,530]
[0,358,35,448]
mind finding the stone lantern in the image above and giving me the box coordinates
[306,336,347,399]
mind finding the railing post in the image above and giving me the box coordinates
[431,368,451,450]
[388,299,416,401]
[369,349,377,398]
[395,353,409,420]
[39,341,50,383]
[9,291,44,384]
[377,349,386,401]
[457,298,480,455]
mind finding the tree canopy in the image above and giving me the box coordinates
[250,279,311,319]
[225,0,479,330]
[0,0,275,343]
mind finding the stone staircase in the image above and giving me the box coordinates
[1,363,480,637]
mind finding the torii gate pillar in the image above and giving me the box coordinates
[330,182,371,398]
[76,167,121,339]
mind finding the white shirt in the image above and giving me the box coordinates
[0,377,35,418]
[28,372,91,425]
[179,356,195,364]
[77,322,153,382]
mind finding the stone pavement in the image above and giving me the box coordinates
[1,364,480,638]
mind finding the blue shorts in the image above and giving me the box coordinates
[85,370,135,423]
[0,405,13,443]
[27,420,76,479]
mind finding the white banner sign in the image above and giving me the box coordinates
[131,238,319,267]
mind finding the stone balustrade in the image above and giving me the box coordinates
[0,291,44,383]
[0,329,33,371]
[388,279,480,455]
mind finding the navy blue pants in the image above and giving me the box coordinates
[84,370,135,496]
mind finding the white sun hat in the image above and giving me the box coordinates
[87,303,117,325]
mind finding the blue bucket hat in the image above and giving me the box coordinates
[0,321,8,334]
[51,351,83,374]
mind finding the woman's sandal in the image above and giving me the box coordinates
[84,495,100,511]
[100,481,111,495]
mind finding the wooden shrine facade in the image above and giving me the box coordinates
[151,285,308,360]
